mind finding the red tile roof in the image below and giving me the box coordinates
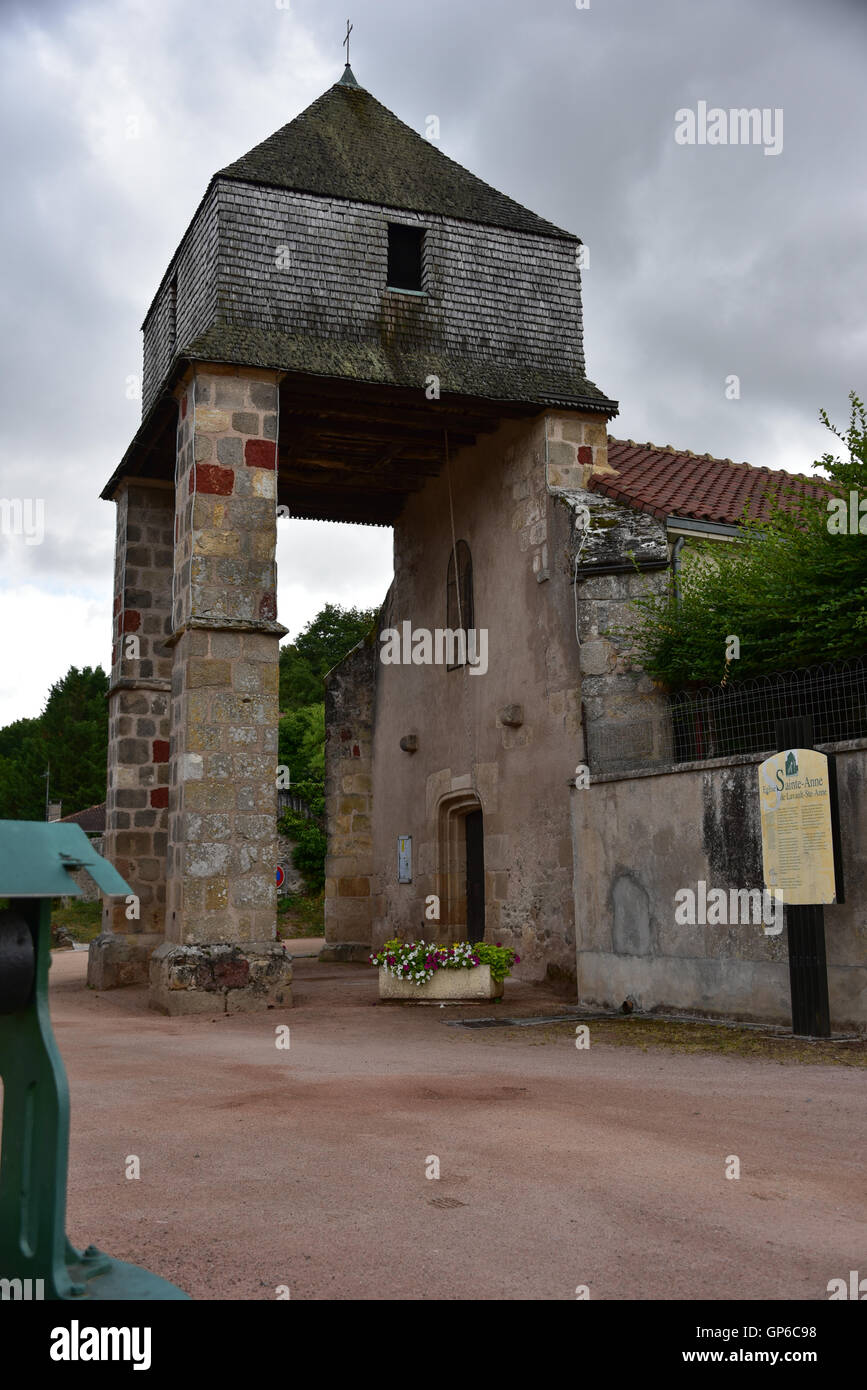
[592,438,828,526]
[59,802,106,835]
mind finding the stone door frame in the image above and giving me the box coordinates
[436,789,484,942]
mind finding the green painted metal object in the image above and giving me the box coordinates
[0,821,189,1300]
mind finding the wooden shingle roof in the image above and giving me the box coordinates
[217,68,574,241]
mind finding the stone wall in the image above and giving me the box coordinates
[322,637,376,961]
[164,366,283,949]
[330,410,609,986]
[142,363,293,1016]
[68,836,104,902]
[90,480,174,989]
[567,487,672,775]
[572,741,867,1030]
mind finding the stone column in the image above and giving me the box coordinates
[149,366,292,1014]
[321,639,376,962]
[88,480,174,989]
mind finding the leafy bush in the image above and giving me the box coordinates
[615,394,867,686]
[278,808,326,894]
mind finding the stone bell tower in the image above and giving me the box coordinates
[88,62,616,1011]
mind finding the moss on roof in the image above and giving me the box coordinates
[217,76,574,241]
[182,323,616,412]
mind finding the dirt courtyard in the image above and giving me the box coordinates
[49,947,865,1301]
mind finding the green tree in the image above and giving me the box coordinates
[279,602,377,709]
[618,394,867,686]
[278,702,325,783]
[0,717,48,820]
[0,666,109,821]
[40,666,109,811]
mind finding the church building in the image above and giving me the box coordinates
[90,63,866,1028]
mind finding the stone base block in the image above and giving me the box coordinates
[149,941,293,1015]
[379,963,503,1001]
[319,941,373,964]
[87,933,165,989]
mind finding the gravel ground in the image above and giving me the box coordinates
[48,949,866,1301]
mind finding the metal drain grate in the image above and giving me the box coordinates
[428,1196,468,1209]
[446,1013,596,1029]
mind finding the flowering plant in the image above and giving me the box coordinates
[369,939,520,986]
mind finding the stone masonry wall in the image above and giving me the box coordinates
[566,488,672,775]
[322,637,375,961]
[100,481,174,936]
[164,366,283,947]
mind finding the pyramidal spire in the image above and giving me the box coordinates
[216,62,572,241]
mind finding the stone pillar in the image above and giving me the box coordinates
[321,638,376,962]
[149,366,292,1014]
[88,480,174,989]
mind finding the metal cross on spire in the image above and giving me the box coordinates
[343,19,353,65]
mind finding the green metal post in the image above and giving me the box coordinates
[0,898,79,1296]
[0,820,189,1299]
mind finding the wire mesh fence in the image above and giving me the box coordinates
[586,658,867,775]
[277,791,317,819]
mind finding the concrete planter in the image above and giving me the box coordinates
[379,963,503,1001]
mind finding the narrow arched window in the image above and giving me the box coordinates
[446,540,474,670]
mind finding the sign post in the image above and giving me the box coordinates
[757,716,843,1038]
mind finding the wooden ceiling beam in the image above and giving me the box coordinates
[280,405,495,436]
[278,373,538,421]
[278,468,426,493]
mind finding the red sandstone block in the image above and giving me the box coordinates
[195,464,235,495]
[245,439,276,470]
[152,739,170,763]
[122,610,141,632]
[259,592,277,621]
[150,787,169,808]
[214,959,250,989]
[577,446,593,466]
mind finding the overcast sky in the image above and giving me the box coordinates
[0,0,865,726]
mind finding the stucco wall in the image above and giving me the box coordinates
[361,410,604,985]
[572,742,867,1030]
